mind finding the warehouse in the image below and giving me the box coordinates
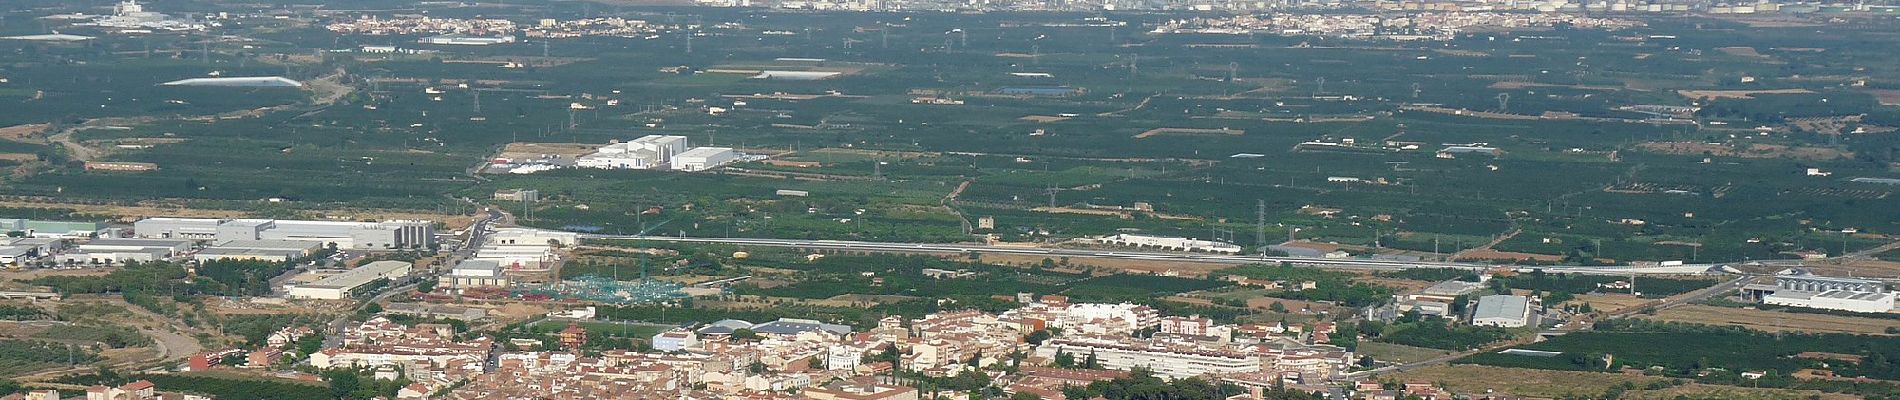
[193,240,323,262]
[1471,294,1533,327]
[1742,269,1894,313]
[671,147,740,172]
[134,218,435,250]
[79,238,193,256]
[57,249,169,266]
[0,219,106,238]
[440,259,509,294]
[287,261,412,300]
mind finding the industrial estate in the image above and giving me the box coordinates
[3,0,1900,399]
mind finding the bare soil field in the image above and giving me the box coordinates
[498,142,599,159]
[1716,46,1765,57]
[1356,276,1435,292]
[0,153,38,161]
[1454,249,1563,262]
[1486,81,1621,91]
[1394,365,1859,400]
[1676,88,1814,99]
[1870,89,1900,106]
[0,124,48,141]
[1357,341,1454,364]
[1567,293,1653,314]
[1644,304,1900,335]
[1134,127,1244,139]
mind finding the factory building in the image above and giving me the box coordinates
[56,238,191,266]
[134,218,434,250]
[440,259,510,293]
[1094,233,1243,254]
[1471,295,1534,328]
[671,147,740,172]
[1741,269,1894,313]
[0,219,106,238]
[287,261,413,300]
[575,135,691,170]
[192,240,324,263]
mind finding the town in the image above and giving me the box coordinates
[5,0,1900,398]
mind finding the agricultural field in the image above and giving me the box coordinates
[1643,304,1900,336]
[0,2,1891,266]
[1459,319,1900,398]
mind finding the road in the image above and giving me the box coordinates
[575,234,1726,276]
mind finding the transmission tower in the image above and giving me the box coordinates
[1497,93,1511,112]
[1255,199,1266,247]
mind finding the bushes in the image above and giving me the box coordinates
[1463,319,1900,380]
[0,339,98,376]
[134,375,332,400]
[0,304,48,320]
[1217,264,1394,307]
[1373,321,1513,351]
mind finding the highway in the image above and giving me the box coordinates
[576,234,1722,276]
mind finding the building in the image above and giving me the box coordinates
[617,135,691,162]
[1094,233,1242,254]
[134,218,434,250]
[750,318,853,339]
[0,219,106,238]
[493,189,540,202]
[85,380,156,400]
[1471,295,1533,328]
[79,161,160,172]
[287,261,412,300]
[671,147,740,172]
[1742,269,1894,313]
[440,259,509,293]
[418,34,517,45]
[651,329,699,352]
[56,238,193,265]
[192,240,323,262]
[557,323,589,349]
[802,377,919,400]
[1032,336,1262,379]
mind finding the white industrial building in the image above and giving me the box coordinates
[287,261,413,300]
[134,218,434,250]
[440,259,509,293]
[1742,269,1894,313]
[1094,233,1243,254]
[672,147,740,172]
[1471,295,1533,328]
[467,228,575,271]
[650,328,699,352]
[192,240,323,262]
[575,135,691,170]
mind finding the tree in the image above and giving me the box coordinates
[1269,301,1288,313]
[749,361,768,374]
[416,279,436,294]
[1053,349,1075,368]
[1011,392,1043,400]
[731,328,761,342]
[809,356,825,369]
[1082,351,1101,369]
[1026,329,1053,346]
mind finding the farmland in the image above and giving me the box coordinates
[0,4,1891,267]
